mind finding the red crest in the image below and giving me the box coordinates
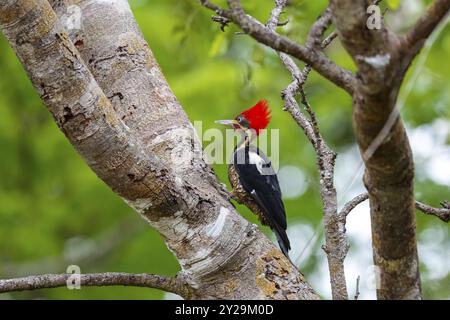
[240,100,271,135]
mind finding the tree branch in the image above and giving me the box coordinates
[1,0,319,299]
[354,275,360,300]
[401,0,450,57]
[340,193,369,218]
[305,6,333,49]
[330,0,421,300]
[0,273,191,298]
[199,0,356,94]
[341,193,450,223]
[264,1,348,300]
[199,0,231,18]
[415,201,450,223]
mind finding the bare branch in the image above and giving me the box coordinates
[322,31,338,48]
[0,273,191,298]
[264,1,348,300]
[401,0,450,56]
[199,0,231,18]
[340,193,369,218]
[298,87,321,146]
[279,30,336,147]
[415,200,450,223]
[341,193,450,223]
[212,15,231,31]
[266,0,286,30]
[266,1,318,146]
[281,81,317,146]
[354,275,360,300]
[199,0,356,94]
[305,6,333,49]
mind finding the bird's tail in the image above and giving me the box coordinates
[273,225,291,259]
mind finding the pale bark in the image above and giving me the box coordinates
[0,0,318,299]
[0,273,190,297]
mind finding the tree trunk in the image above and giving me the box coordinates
[330,0,421,299]
[0,0,318,299]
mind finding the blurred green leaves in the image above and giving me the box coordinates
[0,0,448,299]
[386,0,401,10]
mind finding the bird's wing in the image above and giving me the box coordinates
[234,147,287,230]
[249,188,290,256]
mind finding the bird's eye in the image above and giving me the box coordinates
[237,116,243,123]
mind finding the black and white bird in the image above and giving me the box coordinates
[216,100,291,257]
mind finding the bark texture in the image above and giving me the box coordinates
[0,273,191,297]
[0,0,318,299]
[330,0,421,299]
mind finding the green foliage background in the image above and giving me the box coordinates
[0,0,448,299]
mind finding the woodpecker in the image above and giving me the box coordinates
[216,100,291,257]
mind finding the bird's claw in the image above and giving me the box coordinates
[220,184,241,204]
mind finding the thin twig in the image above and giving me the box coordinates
[306,6,333,49]
[199,0,231,18]
[211,15,231,31]
[265,1,348,300]
[354,275,360,300]
[322,31,338,49]
[199,0,356,93]
[299,86,321,147]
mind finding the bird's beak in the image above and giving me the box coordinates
[215,119,238,126]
